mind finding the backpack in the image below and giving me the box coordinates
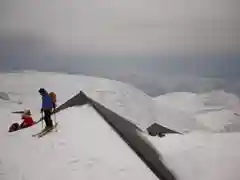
[9,123,20,132]
[49,92,57,108]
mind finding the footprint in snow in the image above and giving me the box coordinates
[86,158,99,168]
[119,168,127,172]
[69,159,81,164]
[58,140,66,147]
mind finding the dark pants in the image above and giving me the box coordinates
[44,110,53,128]
[20,122,31,129]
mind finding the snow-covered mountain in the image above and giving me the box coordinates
[1,70,240,180]
[0,71,165,180]
[0,70,156,130]
[154,90,240,133]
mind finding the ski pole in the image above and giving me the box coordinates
[53,108,58,132]
[41,112,44,129]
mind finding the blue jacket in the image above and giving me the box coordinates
[42,94,54,110]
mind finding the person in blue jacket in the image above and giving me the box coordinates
[38,88,54,129]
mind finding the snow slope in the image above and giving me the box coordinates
[145,132,240,180]
[153,101,207,133]
[154,90,240,133]
[0,71,161,180]
[150,89,240,179]
[154,91,240,115]
[0,71,156,130]
[1,71,240,180]
[3,71,239,134]
[0,105,158,180]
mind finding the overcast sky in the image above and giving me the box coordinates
[0,0,239,96]
[1,0,239,56]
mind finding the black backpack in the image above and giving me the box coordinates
[8,123,20,132]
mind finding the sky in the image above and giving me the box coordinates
[0,0,239,96]
[1,0,239,56]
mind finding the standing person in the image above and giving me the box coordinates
[38,88,54,129]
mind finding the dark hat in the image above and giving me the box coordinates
[38,88,46,93]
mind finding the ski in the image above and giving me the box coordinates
[37,128,55,138]
[32,128,49,137]
[37,123,58,138]
[12,111,24,114]
[32,123,58,138]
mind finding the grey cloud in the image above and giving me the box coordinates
[1,0,239,56]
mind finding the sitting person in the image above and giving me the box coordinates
[9,109,35,132]
[20,109,35,129]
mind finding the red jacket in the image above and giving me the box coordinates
[22,116,34,126]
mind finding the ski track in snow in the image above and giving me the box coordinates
[1,71,240,180]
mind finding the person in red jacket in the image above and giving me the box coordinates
[19,109,35,129]
[9,109,35,132]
